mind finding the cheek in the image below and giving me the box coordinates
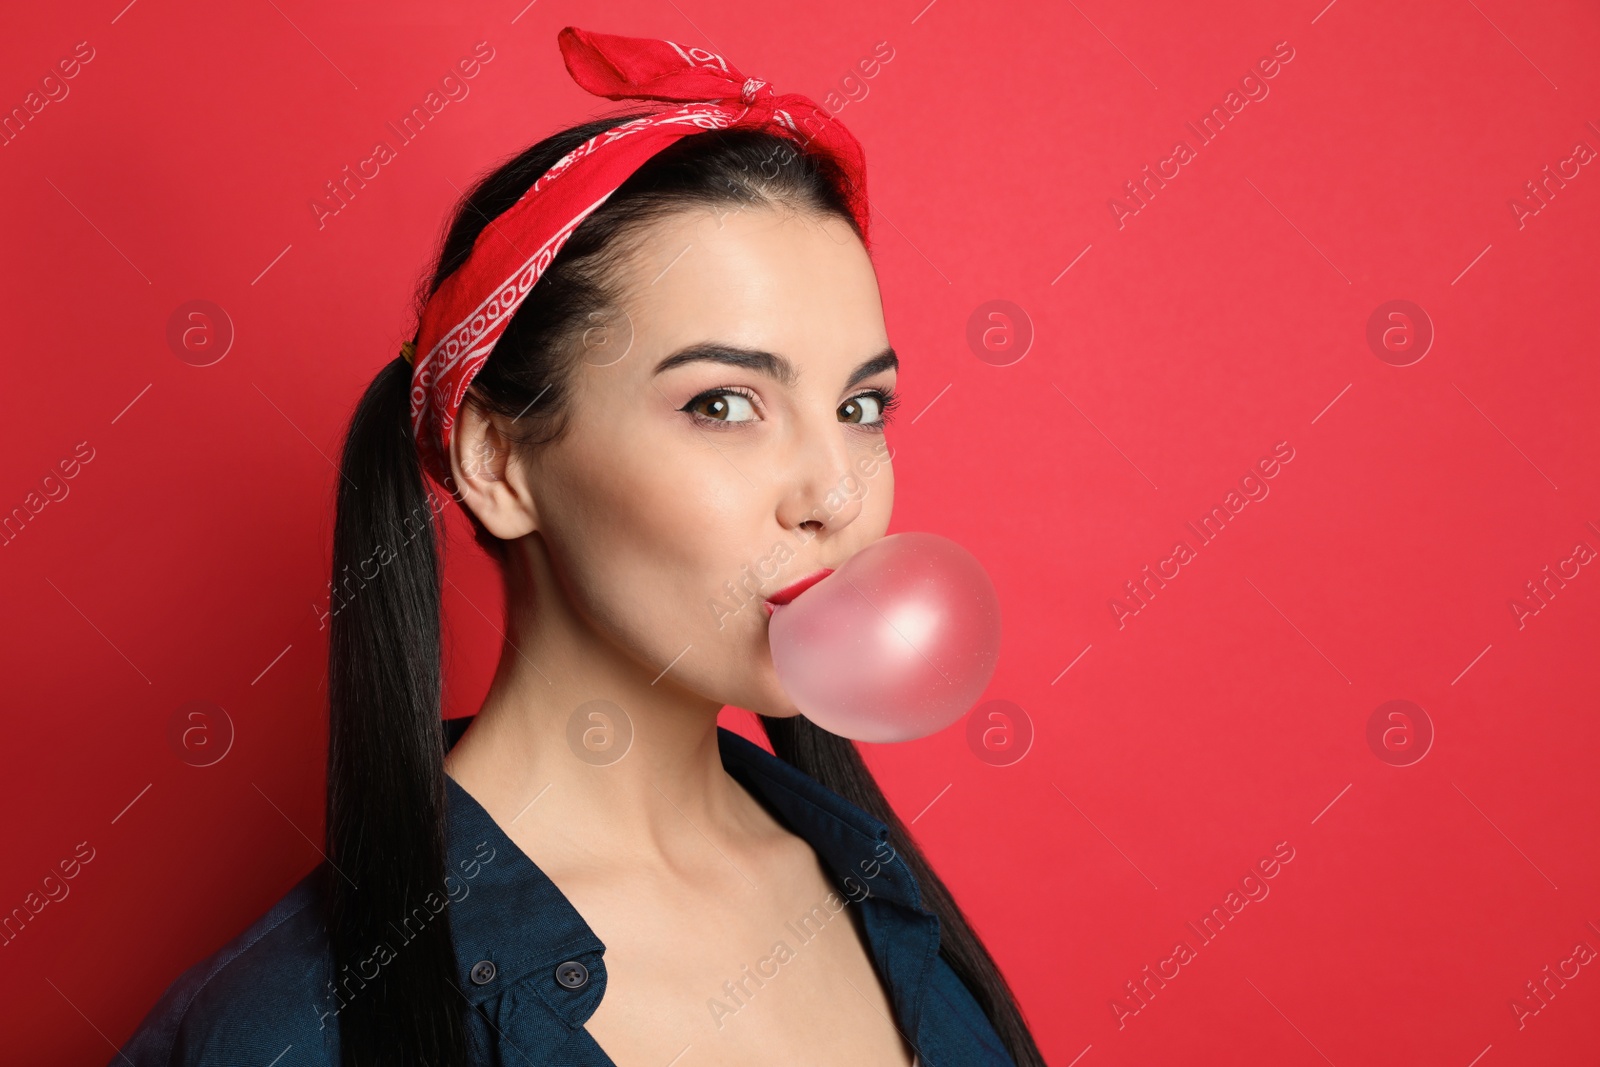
[539,437,773,660]
[863,457,894,528]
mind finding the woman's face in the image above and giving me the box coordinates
[479,204,897,717]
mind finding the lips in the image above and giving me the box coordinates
[764,568,834,616]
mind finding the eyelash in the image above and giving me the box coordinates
[682,387,901,432]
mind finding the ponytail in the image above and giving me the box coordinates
[324,355,469,1066]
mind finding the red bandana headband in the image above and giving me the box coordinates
[404,25,873,493]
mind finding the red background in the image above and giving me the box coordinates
[3,0,1598,1064]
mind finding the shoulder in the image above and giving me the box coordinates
[113,866,338,1067]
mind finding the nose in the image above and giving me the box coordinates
[775,417,870,539]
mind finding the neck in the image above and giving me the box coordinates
[442,530,752,868]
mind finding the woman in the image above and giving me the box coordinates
[116,26,1045,1067]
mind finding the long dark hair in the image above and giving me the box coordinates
[325,109,1047,1067]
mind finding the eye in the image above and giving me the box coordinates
[839,389,900,428]
[682,386,761,426]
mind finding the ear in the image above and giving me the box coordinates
[448,400,540,541]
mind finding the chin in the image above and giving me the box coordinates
[717,665,805,720]
[750,702,805,720]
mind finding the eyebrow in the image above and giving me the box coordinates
[652,344,898,392]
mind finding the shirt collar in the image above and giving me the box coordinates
[714,725,928,914]
[439,719,931,1011]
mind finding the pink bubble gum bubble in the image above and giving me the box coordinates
[767,532,1002,743]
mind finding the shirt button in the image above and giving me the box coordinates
[554,960,589,989]
[469,960,497,985]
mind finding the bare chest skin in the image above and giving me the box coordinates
[508,818,918,1067]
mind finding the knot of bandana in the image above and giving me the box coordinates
[406,25,871,496]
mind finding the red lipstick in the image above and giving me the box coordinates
[764,569,834,616]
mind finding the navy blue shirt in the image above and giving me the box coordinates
[114,723,1017,1066]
